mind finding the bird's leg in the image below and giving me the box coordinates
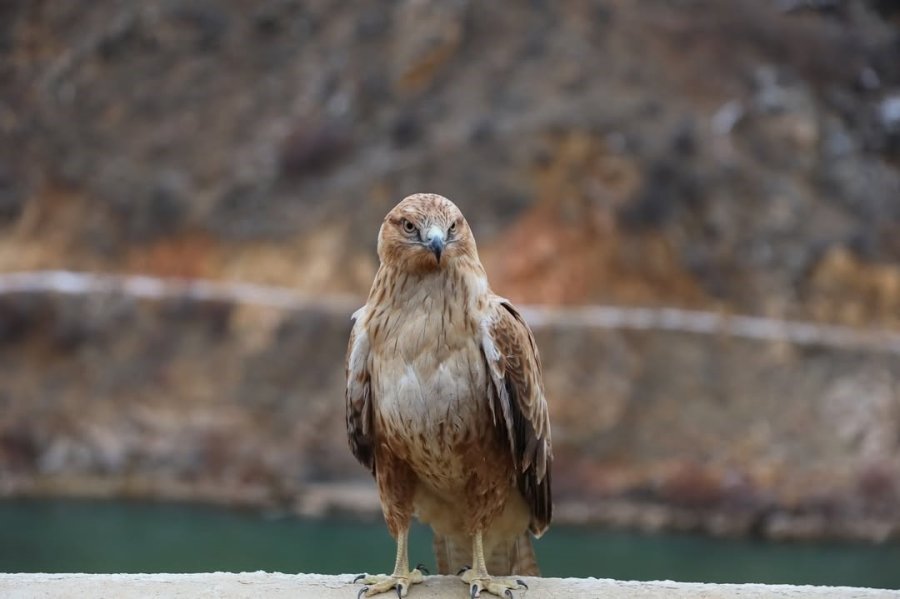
[353,526,425,598]
[459,530,528,598]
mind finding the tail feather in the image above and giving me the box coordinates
[509,533,540,576]
[433,532,540,577]
[432,532,449,575]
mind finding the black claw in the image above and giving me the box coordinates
[396,585,403,599]
[357,587,369,599]
[517,579,528,589]
[415,563,429,575]
[470,585,479,599]
[505,591,514,599]
[457,565,471,575]
[353,574,367,584]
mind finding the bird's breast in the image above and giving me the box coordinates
[369,307,495,483]
[372,338,490,435]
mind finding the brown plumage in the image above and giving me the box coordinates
[346,193,552,598]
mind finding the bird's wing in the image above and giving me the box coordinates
[481,297,552,536]
[346,306,375,474]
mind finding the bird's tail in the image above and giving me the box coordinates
[433,532,540,577]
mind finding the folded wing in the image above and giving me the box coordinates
[481,298,553,536]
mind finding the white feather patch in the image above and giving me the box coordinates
[347,310,370,397]
[480,317,503,426]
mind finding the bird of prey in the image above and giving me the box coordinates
[346,193,552,598]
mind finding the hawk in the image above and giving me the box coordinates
[346,193,552,598]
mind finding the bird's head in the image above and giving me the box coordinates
[377,193,477,273]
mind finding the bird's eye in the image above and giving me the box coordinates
[448,221,457,234]
[401,219,416,234]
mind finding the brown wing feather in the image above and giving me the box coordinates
[483,298,553,536]
[346,308,375,474]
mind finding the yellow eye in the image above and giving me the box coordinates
[401,218,416,234]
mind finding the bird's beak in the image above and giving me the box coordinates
[426,226,445,263]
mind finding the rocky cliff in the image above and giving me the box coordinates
[1,0,899,540]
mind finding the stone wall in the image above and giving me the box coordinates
[1,573,897,599]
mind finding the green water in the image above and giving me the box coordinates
[1,499,899,589]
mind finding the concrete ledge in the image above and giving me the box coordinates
[1,573,896,598]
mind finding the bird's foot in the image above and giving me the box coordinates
[352,568,426,598]
[459,567,528,598]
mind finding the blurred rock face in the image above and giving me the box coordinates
[0,0,899,539]
[2,0,899,321]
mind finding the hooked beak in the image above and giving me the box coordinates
[426,226,445,263]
